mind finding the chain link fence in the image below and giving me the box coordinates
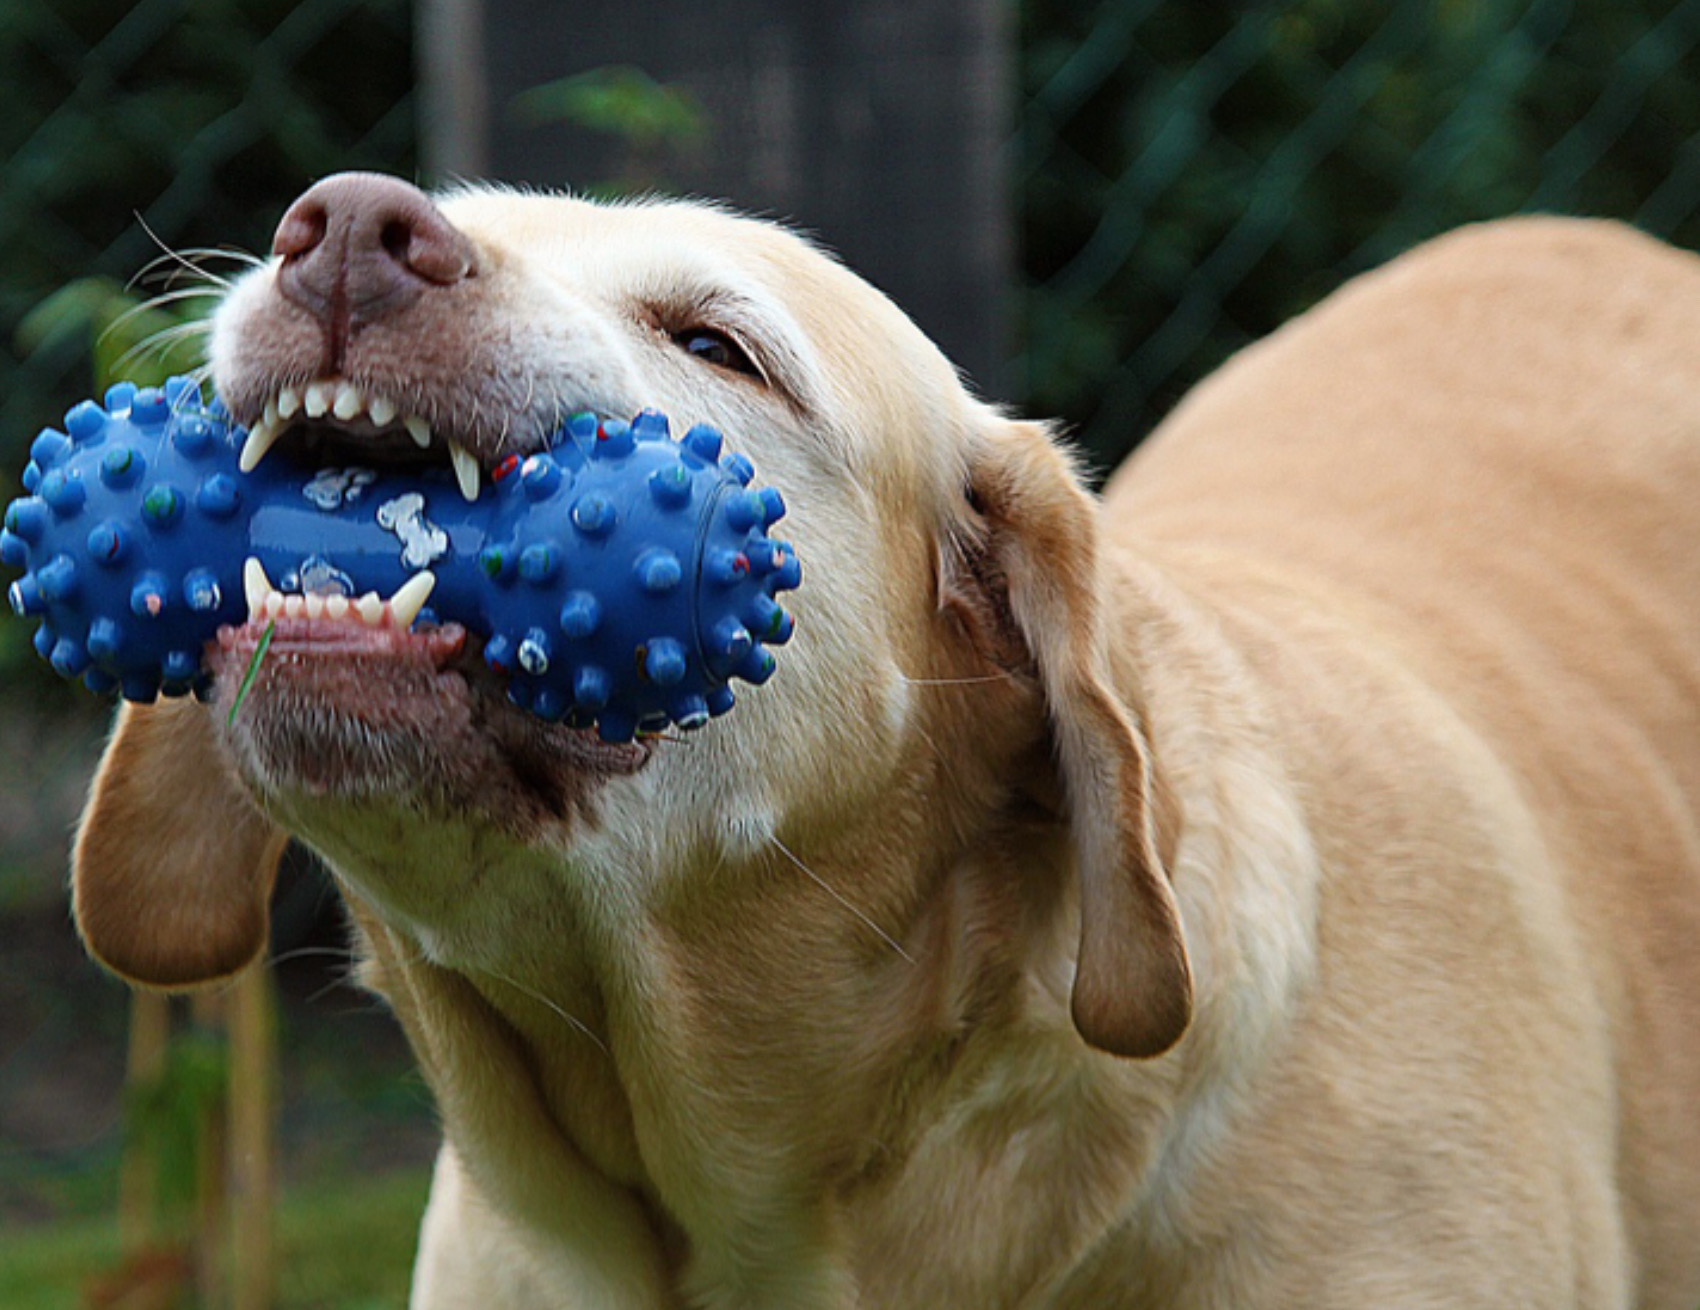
[0,0,416,468]
[1019,0,1700,474]
[6,0,1700,1276]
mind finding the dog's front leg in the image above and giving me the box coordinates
[356,919,674,1309]
[411,1144,560,1309]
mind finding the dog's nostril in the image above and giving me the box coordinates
[381,219,413,264]
[272,199,328,260]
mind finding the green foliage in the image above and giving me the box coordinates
[17,277,210,394]
[510,65,708,196]
[1017,0,1700,470]
[512,64,706,149]
[0,1167,430,1309]
[124,1030,230,1222]
[0,0,416,456]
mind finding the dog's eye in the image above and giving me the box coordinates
[673,327,761,379]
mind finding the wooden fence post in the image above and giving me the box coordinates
[227,961,278,1310]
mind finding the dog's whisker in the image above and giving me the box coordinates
[269,945,363,968]
[305,978,356,1006]
[899,672,1016,687]
[127,257,231,295]
[110,323,212,378]
[770,835,915,965]
[101,292,216,345]
[167,244,267,270]
[480,964,611,1056]
[131,213,238,291]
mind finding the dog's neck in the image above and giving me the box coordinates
[339,548,1322,1306]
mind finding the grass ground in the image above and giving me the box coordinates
[1,699,440,1309]
[0,1166,432,1310]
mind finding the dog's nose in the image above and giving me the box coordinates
[271,173,476,332]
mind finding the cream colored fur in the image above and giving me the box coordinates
[72,190,1700,1309]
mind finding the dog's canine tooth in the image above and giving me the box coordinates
[243,558,273,621]
[354,592,384,625]
[305,380,333,418]
[447,439,481,502]
[277,385,302,420]
[404,415,432,448]
[263,397,280,429]
[368,394,398,427]
[332,382,365,421]
[238,416,286,473]
[388,571,437,628]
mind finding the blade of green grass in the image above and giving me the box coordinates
[228,619,276,724]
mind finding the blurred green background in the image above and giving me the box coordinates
[4,0,1700,1303]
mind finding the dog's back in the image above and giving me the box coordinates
[1106,217,1700,1304]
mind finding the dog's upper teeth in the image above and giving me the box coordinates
[447,439,481,502]
[332,382,364,421]
[239,416,286,473]
[238,380,449,478]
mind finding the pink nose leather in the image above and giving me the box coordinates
[271,172,476,346]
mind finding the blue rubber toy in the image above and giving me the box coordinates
[3,377,800,742]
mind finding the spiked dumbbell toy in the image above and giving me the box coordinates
[3,377,800,742]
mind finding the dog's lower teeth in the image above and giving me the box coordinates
[241,555,432,630]
[244,557,271,616]
[389,571,437,628]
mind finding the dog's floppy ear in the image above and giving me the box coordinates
[73,698,287,990]
[953,419,1191,1058]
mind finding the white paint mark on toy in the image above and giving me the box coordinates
[298,555,355,597]
[377,493,449,570]
[304,467,378,510]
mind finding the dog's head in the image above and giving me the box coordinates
[72,174,1189,1058]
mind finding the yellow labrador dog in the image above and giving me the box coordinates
[70,175,1700,1308]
